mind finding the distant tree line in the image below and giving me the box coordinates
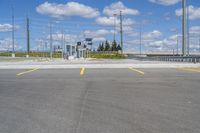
[97,40,122,52]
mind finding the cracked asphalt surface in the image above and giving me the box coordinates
[0,68,200,133]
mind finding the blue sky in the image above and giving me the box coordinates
[0,0,200,53]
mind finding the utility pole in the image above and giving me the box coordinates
[182,0,187,56]
[176,30,179,55]
[61,29,64,59]
[49,21,53,60]
[11,6,15,58]
[187,0,190,56]
[120,11,123,53]
[199,35,200,53]
[139,23,142,55]
[26,17,30,58]
[113,14,117,41]
[45,41,48,58]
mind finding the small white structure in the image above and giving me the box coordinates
[64,42,87,59]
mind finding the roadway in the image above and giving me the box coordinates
[0,68,200,133]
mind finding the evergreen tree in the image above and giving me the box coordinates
[101,42,104,51]
[111,40,117,51]
[97,43,101,51]
[104,40,110,51]
[117,44,122,51]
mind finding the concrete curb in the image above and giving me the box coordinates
[0,63,200,69]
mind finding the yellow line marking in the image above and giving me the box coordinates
[88,58,97,61]
[80,67,85,76]
[177,67,200,73]
[17,68,39,76]
[128,67,145,75]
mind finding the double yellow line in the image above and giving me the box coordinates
[16,68,39,76]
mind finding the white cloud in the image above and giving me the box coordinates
[148,40,163,47]
[96,16,135,26]
[146,34,179,51]
[125,30,163,52]
[143,30,162,40]
[96,17,116,26]
[103,1,139,16]
[46,33,78,44]
[140,30,164,51]
[93,37,106,42]
[189,26,200,34]
[115,26,138,36]
[84,29,111,38]
[83,29,112,42]
[36,2,100,18]
[176,5,200,20]
[149,0,181,6]
[0,38,21,51]
[126,28,199,52]
[0,24,19,32]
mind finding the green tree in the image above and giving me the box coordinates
[111,40,117,51]
[97,43,101,51]
[101,42,105,51]
[104,40,110,51]
[117,44,122,51]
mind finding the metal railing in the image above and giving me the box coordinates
[127,54,200,63]
[158,56,200,63]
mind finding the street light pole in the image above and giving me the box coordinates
[120,11,123,53]
[26,17,30,58]
[139,22,142,55]
[11,6,15,58]
[187,0,190,56]
[199,35,200,53]
[113,14,117,41]
[176,30,179,55]
[49,21,53,60]
[61,29,64,59]
[182,0,187,56]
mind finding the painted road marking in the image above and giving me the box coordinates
[128,67,145,75]
[80,68,85,76]
[177,68,200,73]
[16,68,39,76]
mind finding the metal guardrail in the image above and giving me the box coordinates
[157,56,200,63]
[127,54,200,63]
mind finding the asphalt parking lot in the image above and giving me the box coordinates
[0,68,200,133]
